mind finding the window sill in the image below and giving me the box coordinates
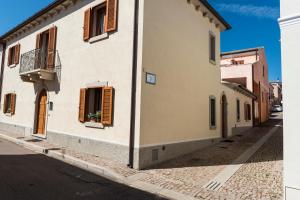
[5,113,12,117]
[8,64,16,68]
[85,122,104,129]
[210,126,217,130]
[209,59,216,65]
[89,33,109,44]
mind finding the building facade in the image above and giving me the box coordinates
[279,1,300,198]
[269,81,283,106]
[220,48,270,125]
[0,0,254,169]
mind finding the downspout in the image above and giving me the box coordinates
[0,40,6,105]
[128,0,140,168]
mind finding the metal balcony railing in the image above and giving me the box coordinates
[20,49,60,74]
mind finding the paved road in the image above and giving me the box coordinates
[0,139,166,200]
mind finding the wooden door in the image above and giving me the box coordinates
[36,90,47,135]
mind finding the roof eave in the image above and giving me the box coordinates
[0,0,68,41]
[198,0,231,30]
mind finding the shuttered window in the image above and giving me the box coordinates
[236,99,240,122]
[35,26,57,70]
[3,93,16,115]
[78,87,114,126]
[244,103,251,121]
[47,26,57,70]
[209,96,216,129]
[83,0,118,41]
[7,44,21,66]
[209,33,216,63]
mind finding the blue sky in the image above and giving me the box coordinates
[0,0,281,81]
[209,0,281,81]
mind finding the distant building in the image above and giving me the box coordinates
[269,81,282,106]
[221,47,269,125]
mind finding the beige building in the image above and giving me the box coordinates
[221,47,270,125]
[0,0,255,169]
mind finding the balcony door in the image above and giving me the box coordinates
[39,31,49,69]
[36,26,57,71]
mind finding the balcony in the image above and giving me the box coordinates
[20,49,61,82]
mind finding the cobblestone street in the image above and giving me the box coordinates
[0,113,283,200]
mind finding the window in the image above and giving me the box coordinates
[263,65,265,77]
[36,26,57,70]
[209,33,216,63]
[83,0,118,41]
[231,60,244,65]
[8,44,20,66]
[3,93,16,115]
[91,4,107,37]
[244,103,251,121]
[209,96,216,129]
[79,87,114,125]
[236,99,240,122]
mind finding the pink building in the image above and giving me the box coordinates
[221,47,269,125]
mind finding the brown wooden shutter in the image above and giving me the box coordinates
[36,33,41,49]
[47,26,57,70]
[7,48,12,66]
[14,44,21,65]
[3,95,7,113]
[10,94,16,115]
[83,9,91,41]
[79,89,87,122]
[102,87,113,125]
[105,0,118,32]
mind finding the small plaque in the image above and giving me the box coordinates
[146,73,156,85]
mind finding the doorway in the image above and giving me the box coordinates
[221,94,228,138]
[35,90,47,135]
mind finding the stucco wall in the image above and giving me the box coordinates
[280,7,300,198]
[139,0,222,147]
[0,0,136,147]
[253,49,269,123]
[280,0,300,17]
[221,65,253,91]
[221,85,253,137]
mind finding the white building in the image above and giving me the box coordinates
[279,1,300,199]
[0,0,255,169]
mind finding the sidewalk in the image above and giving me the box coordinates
[0,115,283,200]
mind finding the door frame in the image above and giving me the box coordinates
[33,88,48,138]
[221,94,228,138]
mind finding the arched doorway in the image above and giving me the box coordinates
[35,89,47,135]
[221,94,228,138]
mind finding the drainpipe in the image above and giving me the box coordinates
[0,40,6,105]
[128,0,140,168]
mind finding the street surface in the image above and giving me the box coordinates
[0,139,166,200]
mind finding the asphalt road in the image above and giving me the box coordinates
[0,139,166,200]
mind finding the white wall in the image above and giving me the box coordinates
[280,1,300,198]
[0,0,136,146]
[221,85,253,137]
[221,65,253,91]
[281,0,300,18]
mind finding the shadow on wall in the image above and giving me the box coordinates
[145,118,282,170]
[0,153,167,200]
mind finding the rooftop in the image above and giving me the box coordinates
[221,47,265,56]
[0,0,231,42]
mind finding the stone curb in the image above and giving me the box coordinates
[0,133,198,200]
